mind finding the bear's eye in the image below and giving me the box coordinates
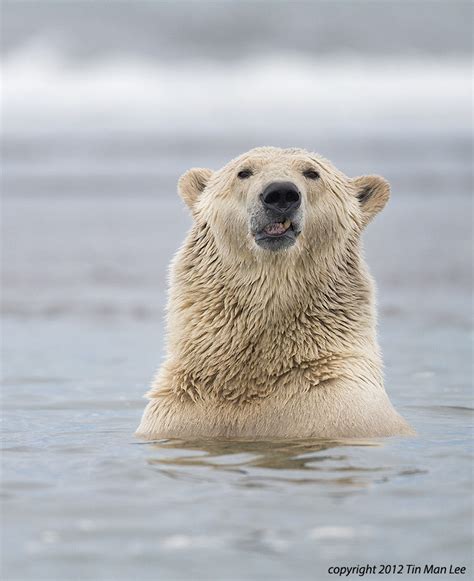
[237,169,253,179]
[303,169,320,180]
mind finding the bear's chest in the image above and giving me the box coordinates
[171,303,354,403]
[187,304,328,367]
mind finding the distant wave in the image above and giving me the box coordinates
[2,41,470,136]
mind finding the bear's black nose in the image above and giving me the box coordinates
[261,182,301,214]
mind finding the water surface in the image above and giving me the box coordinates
[2,175,472,579]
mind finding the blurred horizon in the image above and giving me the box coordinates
[1,0,472,198]
[1,0,472,321]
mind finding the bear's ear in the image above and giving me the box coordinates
[352,175,390,227]
[178,168,213,212]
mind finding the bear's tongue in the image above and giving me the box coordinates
[264,220,291,236]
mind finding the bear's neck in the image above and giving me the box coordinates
[166,223,378,402]
[170,225,375,354]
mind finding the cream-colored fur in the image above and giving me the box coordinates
[137,147,413,439]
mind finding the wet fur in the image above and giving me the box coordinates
[137,147,413,439]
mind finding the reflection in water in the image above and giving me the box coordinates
[143,438,386,488]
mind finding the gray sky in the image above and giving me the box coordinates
[2,0,471,62]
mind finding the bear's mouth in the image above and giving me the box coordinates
[253,219,299,250]
[255,219,294,240]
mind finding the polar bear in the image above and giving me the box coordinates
[136,147,413,439]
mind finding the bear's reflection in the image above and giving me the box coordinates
[145,438,381,473]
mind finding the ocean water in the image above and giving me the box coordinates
[2,131,472,579]
[1,15,473,580]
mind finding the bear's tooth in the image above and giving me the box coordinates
[283,219,291,230]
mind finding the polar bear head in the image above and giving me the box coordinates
[178,146,389,261]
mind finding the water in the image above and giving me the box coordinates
[1,4,473,578]
[2,158,472,579]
